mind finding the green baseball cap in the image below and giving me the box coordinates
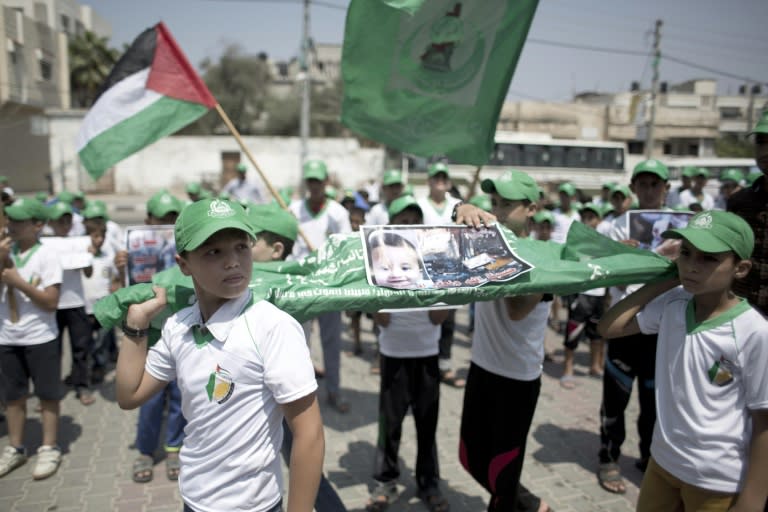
[82,200,109,220]
[303,160,328,181]
[600,203,615,217]
[147,190,182,218]
[175,198,255,252]
[558,182,577,197]
[382,169,404,186]
[248,203,298,241]
[57,190,75,204]
[236,163,247,173]
[5,198,47,221]
[745,170,762,186]
[750,110,768,135]
[468,194,492,212]
[388,195,422,219]
[662,210,754,260]
[601,181,617,192]
[533,210,555,225]
[325,186,337,200]
[48,201,73,220]
[578,202,602,218]
[719,168,745,184]
[427,162,450,178]
[481,169,539,203]
[35,192,48,203]
[73,190,85,200]
[693,167,709,178]
[186,182,202,195]
[681,166,698,178]
[632,159,669,181]
[611,184,632,199]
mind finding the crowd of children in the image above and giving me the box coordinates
[1,114,766,512]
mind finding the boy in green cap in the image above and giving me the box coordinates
[599,211,768,512]
[222,163,268,204]
[459,169,553,512]
[679,168,715,211]
[116,198,324,512]
[0,198,64,479]
[728,110,768,325]
[666,165,696,208]
[714,168,744,210]
[367,169,405,226]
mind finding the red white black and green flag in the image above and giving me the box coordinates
[77,22,216,180]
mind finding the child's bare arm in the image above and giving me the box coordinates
[731,409,768,512]
[0,268,59,311]
[428,309,450,325]
[504,294,543,321]
[373,312,391,327]
[282,392,324,512]
[115,286,169,409]
[597,278,679,339]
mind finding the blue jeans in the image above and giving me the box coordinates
[281,419,347,512]
[135,380,186,455]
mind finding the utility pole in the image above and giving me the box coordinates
[299,0,311,173]
[645,19,662,159]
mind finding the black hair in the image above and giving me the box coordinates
[257,230,294,259]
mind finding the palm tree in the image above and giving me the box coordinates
[69,31,120,108]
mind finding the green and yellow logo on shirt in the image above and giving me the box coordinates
[708,356,734,387]
[205,365,235,404]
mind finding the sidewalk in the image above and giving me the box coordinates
[0,306,642,511]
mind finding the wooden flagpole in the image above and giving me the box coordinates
[214,103,315,252]
[465,165,484,200]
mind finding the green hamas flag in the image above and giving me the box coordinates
[340,0,539,164]
[95,222,676,336]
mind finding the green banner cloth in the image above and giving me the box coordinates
[340,0,539,164]
[95,223,675,339]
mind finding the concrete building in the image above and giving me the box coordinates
[0,0,109,193]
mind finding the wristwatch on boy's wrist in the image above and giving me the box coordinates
[121,321,150,338]
[451,201,466,222]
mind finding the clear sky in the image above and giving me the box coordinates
[86,0,768,102]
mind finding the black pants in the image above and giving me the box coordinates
[437,310,456,368]
[460,362,541,512]
[599,333,657,464]
[373,354,441,491]
[56,306,92,392]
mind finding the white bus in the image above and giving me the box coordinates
[406,132,629,198]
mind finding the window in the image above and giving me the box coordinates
[36,49,52,81]
[61,14,70,33]
[628,141,644,154]
[565,147,588,167]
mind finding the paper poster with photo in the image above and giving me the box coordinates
[361,224,533,291]
[124,225,177,286]
[626,210,694,251]
[40,236,92,270]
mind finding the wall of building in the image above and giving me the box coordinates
[46,109,386,197]
[0,104,52,193]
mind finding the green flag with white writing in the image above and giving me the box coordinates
[340,0,539,164]
[95,223,676,337]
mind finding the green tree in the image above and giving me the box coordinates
[196,46,272,135]
[69,31,120,107]
[264,78,346,137]
[714,134,753,158]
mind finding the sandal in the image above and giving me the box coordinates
[365,480,397,512]
[440,371,466,388]
[132,455,154,483]
[418,487,450,512]
[166,453,180,481]
[559,375,576,389]
[598,462,626,494]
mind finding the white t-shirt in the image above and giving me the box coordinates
[82,247,117,314]
[471,298,550,381]
[366,202,389,226]
[417,195,461,226]
[378,310,440,358]
[551,208,581,244]
[678,189,715,211]
[58,268,87,309]
[289,199,351,259]
[637,287,768,493]
[146,291,317,512]
[223,176,268,205]
[0,243,62,346]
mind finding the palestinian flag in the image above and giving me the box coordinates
[77,22,216,180]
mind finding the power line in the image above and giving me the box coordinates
[663,54,767,84]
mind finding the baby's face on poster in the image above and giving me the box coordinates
[372,245,422,289]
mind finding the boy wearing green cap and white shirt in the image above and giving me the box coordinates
[290,159,352,412]
[0,198,63,479]
[598,210,768,512]
[367,169,405,226]
[459,169,553,512]
[551,182,581,244]
[223,163,268,204]
[679,168,715,211]
[714,168,744,210]
[117,198,324,512]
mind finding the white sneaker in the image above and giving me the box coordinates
[32,445,61,480]
[0,445,27,477]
